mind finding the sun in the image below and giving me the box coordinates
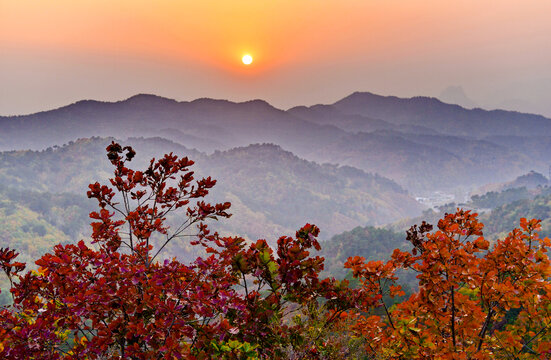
[242,54,253,65]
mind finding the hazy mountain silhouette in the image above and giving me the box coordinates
[1,91,549,193]
[300,129,530,192]
[438,86,478,109]
[0,94,344,158]
[331,91,551,137]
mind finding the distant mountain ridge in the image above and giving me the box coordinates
[4,91,550,149]
[0,93,345,158]
[330,92,551,137]
[1,91,549,193]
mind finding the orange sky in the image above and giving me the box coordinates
[1,0,551,115]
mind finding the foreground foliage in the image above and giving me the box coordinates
[0,143,550,359]
[346,211,551,359]
[0,143,358,359]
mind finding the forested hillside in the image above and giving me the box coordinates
[204,144,419,239]
[0,137,421,246]
[387,182,551,242]
[302,130,529,191]
[481,188,551,239]
[320,226,407,279]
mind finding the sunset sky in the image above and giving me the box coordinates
[1,0,550,116]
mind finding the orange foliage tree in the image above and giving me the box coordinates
[346,210,551,359]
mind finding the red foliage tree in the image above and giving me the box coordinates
[0,142,359,359]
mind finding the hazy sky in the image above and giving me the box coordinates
[1,0,551,116]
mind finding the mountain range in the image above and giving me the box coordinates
[0,137,422,244]
[2,91,550,193]
[2,90,551,293]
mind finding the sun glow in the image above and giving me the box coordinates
[242,54,253,65]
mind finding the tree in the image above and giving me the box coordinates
[346,209,551,359]
[0,142,359,359]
